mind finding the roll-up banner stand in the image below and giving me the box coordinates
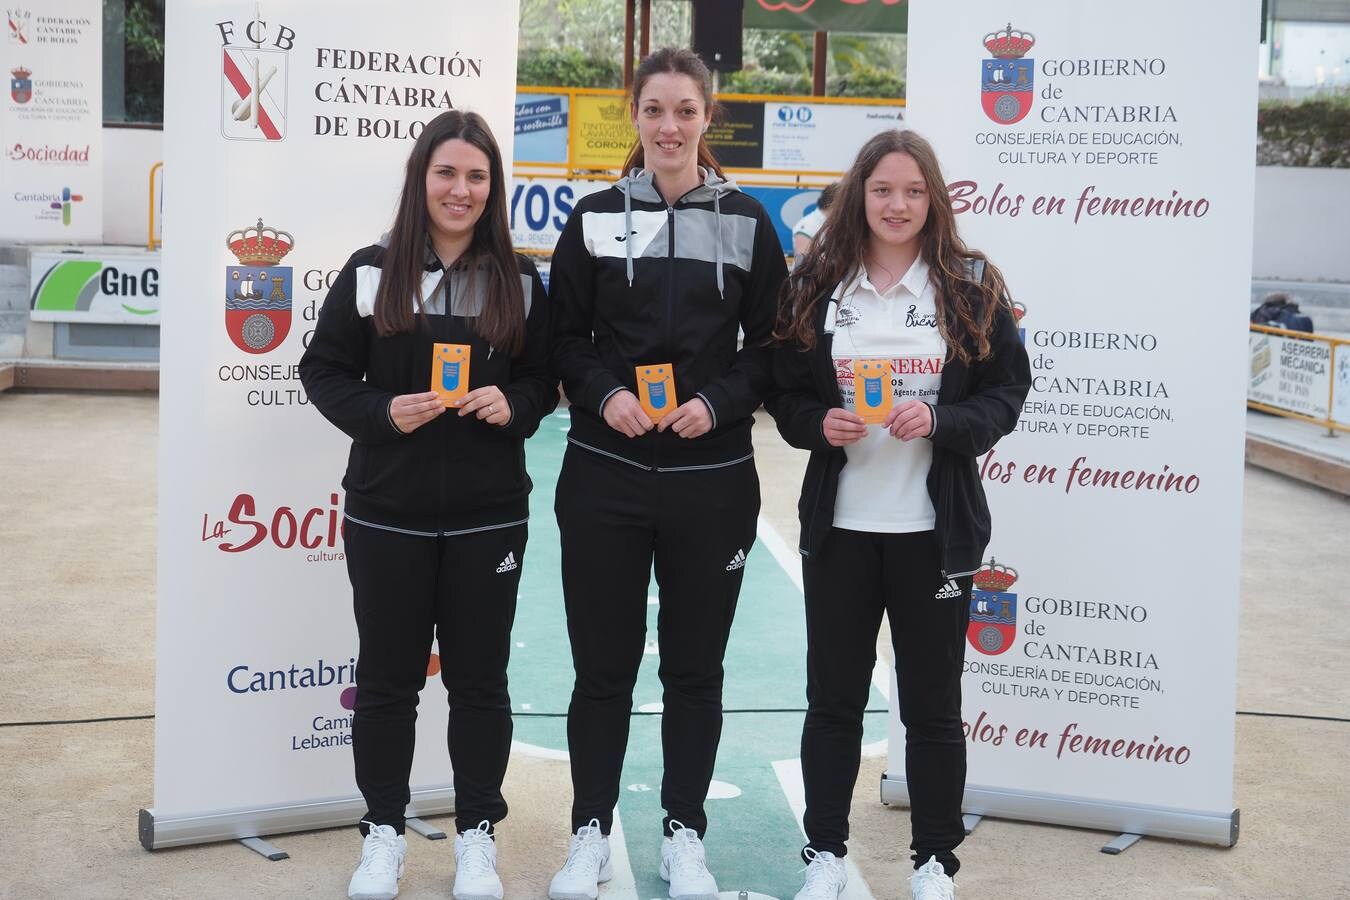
[0,0,103,243]
[143,1,521,850]
[888,1,1256,846]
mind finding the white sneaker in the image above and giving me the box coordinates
[910,855,955,900]
[348,823,406,900]
[453,820,503,900]
[548,819,613,900]
[659,820,719,900]
[793,848,847,900]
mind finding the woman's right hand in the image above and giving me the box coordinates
[822,407,867,447]
[603,390,655,438]
[389,392,446,434]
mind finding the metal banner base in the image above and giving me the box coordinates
[238,836,289,861]
[405,816,448,840]
[880,773,1238,847]
[139,786,455,850]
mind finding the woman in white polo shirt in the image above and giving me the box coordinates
[767,129,1030,900]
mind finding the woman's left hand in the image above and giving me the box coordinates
[657,398,713,439]
[885,400,933,441]
[456,386,512,427]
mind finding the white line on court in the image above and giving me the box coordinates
[772,759,879,900]
[601,807,640,898]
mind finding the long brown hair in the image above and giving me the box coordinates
[620,47,725,178]
[374,110,524,355]
[776,129,1011,363]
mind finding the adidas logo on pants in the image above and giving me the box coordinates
[496,551,518,573]
[725,548,747,571]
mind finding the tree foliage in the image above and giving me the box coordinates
[516,0,904,98]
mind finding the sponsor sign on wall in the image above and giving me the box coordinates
[570,93,635,170]
[1334,347,1350,428]
[741,185,825,253]
[895,2,1255,844]
[1,0,102,242]
[29,249,160,323]
[515,92,569,163]
[1248,331,1333,420]
[150,1,521,847]
[508,176,607,252]
[742,0,908,34]
[762,101,904,172]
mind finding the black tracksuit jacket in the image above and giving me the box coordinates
[550,168,788,469]
[765,271,1031,579]
[298,244,557,535]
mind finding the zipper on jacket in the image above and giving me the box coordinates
[665,205,675,355]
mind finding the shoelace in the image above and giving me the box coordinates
[360,823,401,877]
[562,818,606,874]
[458,820,496,879]
[666,820,709,879]
[800,848,845,894]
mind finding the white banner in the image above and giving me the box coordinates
[1,1,102,242]
[147,1,521,848]
[762,101,904,172]
[888,1,1255,844]
[29,249,160,323]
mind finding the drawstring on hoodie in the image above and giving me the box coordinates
[624,185,635,288]
[618,167,730,299]
[713,191,724,299]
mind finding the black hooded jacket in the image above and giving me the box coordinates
[765,265,1031,578]
[298,242,557,535]
[550,168,788,470]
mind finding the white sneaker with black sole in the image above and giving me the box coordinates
[910,855,955,900]
[659,821,719,900]
[793,848,846,900]
[548,819,612,900]
[348,822,406,900]
[453,820,503,900]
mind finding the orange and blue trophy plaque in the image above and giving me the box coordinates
[636,363,677,422]
[852,359,893,424]
[431,343,471,406]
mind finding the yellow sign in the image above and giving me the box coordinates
[572,94,636,170]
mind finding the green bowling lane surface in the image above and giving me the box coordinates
[509,412,888,899]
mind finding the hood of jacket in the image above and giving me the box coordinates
[612,167,741,298]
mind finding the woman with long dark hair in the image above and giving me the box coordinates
[545,47,788,900]
[768,129,1030,900]
[299,109,556,900]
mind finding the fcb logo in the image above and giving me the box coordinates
[222,46,287,140]
[225,218,293,354]
[967,557,1019,656]
[981,23,1035,125]
[10,66,32,104]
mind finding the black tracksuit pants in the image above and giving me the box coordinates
[344,518,526,836]
[554,444,760,838]
[801,527,970,876]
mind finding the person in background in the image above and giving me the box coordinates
[546,46,788,900]
[792,182,839,265]
[1250,291,1314,333]
[299,109,556,900]
[767,129,1030,900]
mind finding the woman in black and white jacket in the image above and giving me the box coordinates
[546,47,788,900]
[299,110,555,900]
[767,129,1030,900]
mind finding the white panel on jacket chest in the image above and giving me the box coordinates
[582,209,669,262]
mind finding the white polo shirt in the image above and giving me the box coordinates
[831,257,947,533]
